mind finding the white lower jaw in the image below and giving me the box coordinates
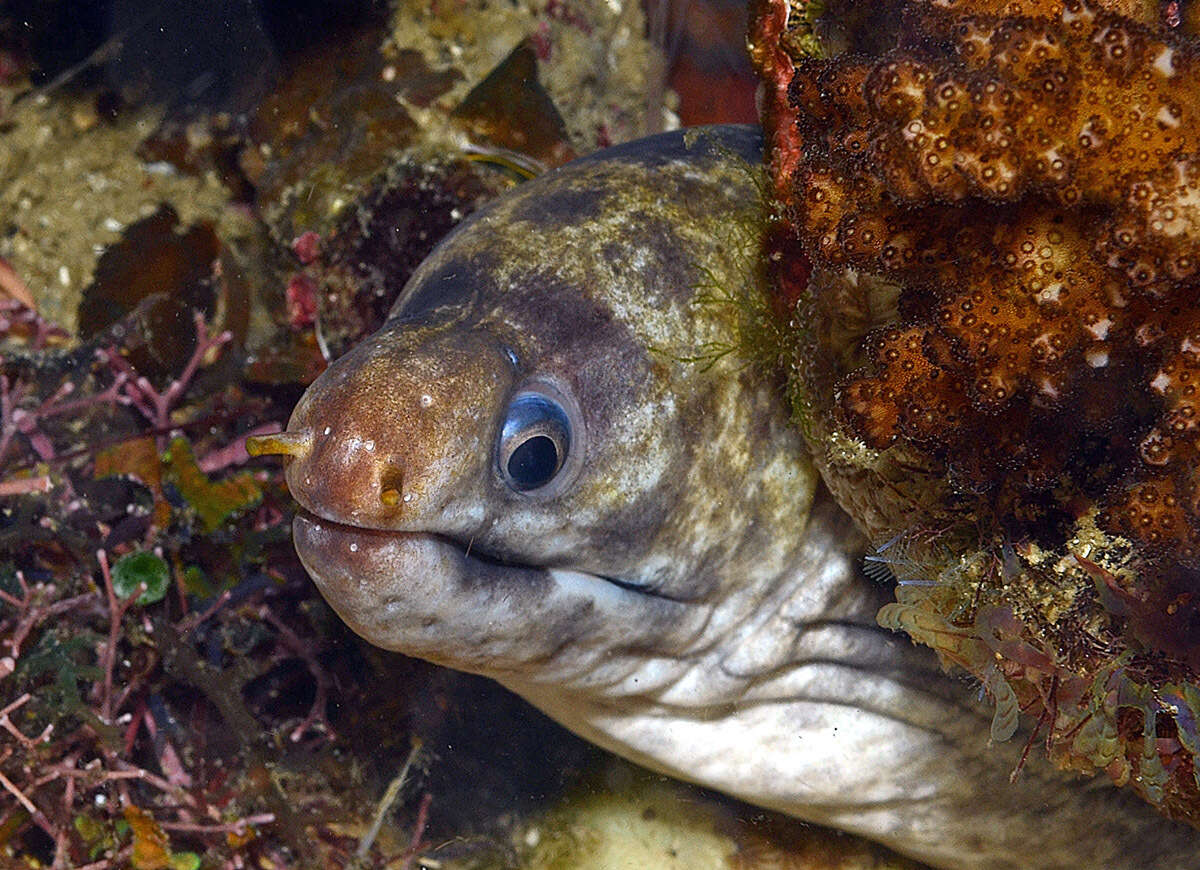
[291,513,693,683]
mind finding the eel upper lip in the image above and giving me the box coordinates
[292,509,676,600]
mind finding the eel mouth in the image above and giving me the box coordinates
[291,508,544,592]
[290,509,684,668]
[291,508,668,599]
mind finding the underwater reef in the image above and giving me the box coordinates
[752,0,1200,823]
[0,1,712,866]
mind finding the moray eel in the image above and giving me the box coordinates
[259,127,1200,869]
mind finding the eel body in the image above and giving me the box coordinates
[263,126,1200,869]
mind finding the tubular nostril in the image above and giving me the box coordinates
[246,430,313,459]
[379,466,404,507]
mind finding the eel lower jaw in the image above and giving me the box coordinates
[291,511,686,676]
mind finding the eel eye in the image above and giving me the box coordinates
[498,391,572,492]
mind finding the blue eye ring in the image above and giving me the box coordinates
[498,385,576,493]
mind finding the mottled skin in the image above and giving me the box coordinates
[274,128,1198,868]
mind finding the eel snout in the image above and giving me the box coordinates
[249,325,513,532]
[245,319,668,675]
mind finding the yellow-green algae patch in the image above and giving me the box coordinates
[501,759,924,870]
[0,94,233,334]
[386,0,675,153]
